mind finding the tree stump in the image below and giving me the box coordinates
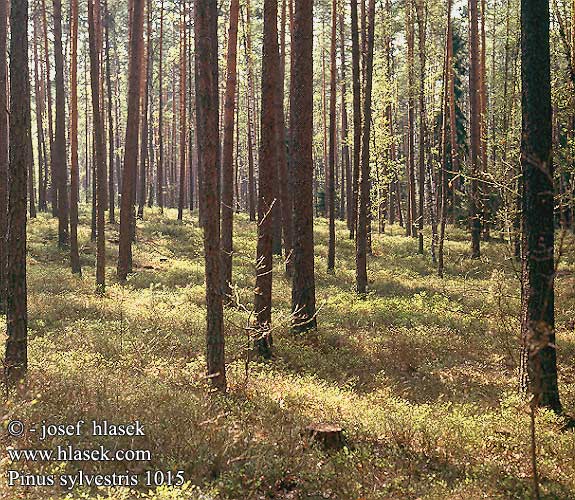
[304,423,345,450]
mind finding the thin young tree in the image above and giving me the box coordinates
[519,0,562,413]
[33,13,48,213]
[40,0,55,215]
[406,0,417,238]
[468,0,481,258]
[157,0,164,214]
[415,0,426,254]
[117,0,144,281]
[195,0,226,390]
[340,12,352,233]
[254,0,279,357]
[88,0,107,291]
[105,0,115,223]
[242,0,257,222]
[5,0,30,383]
[350,0,361,240]
[138,0,151,220]
[177,0,186,221]
[438,0,453,278]
[291,0,316,332]
[53,0,69,247]
[356,0,375,294]
[221,0,240,301]
[70,0,81,275]
[327,0,337,271]
[276,0,294,276]
[27,120,36,219]
[0,0,8,312]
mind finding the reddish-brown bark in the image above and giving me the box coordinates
[291,0,316,332]
[221,0,240,300]
[70,0,81,275]
[195,0,226,390]
[117,0,144,281]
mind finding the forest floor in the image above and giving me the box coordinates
[2,208,575,500]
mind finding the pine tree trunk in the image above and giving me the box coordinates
[480,0,489,239]
[415,0,426,255]
[177,0,187,221]
[118,0,144,281]
[138,0,151,220]
[277,0,294,276]
[5,0,30,383]
[221,0,240,301]
[406,0,417,239]
[88,0,107,291]
[519,0,562,414]
[0,0,8,312]
[195,0,226,390]
[33,15,48,213]
[340,13,352,233]
[438,0,453,278]
[40,0,56,216]
[157,0,164,214]
[104,0,115,223]
[469,0,482,258]
[356,0,375,294]
[350,0,361,240]
[53,0,69,247]
[70,0,81,275]
[291,0,316,333]
[254,0,280,357]
[327,0,337,271]
[243,1,257,222]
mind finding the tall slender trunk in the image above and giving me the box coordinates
[157,0,164,213]
[187,25,194,212]
[438,0,453,278]
[33,15,48,213]
[88,0,107,291]
[356,0,375,294]
[118,0,144,281]
[0,0,8,311]
[340,13,352,232]
[27,116,36,218]
[385,4,396,227]
[327,0,337,270]
[242,1,257,222]
[221,0,240,300]
[138,0,150,220]
[415,0,426,254]
[519,0,562,414]
[321,39,328,219]
[195,0,226,390]
[350,0,361,240]
[105,0,115,223]
[32,17,42,214]
[277,0,294,276]
[5,0,30,383]
[469,0,482,258]
[406,0,417,239]
[291,0,316,333]
[177,0,186,220]
[40,0,55,215]
[254,0,280,356]
[70,0,81,274]
[53,0,69,247]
